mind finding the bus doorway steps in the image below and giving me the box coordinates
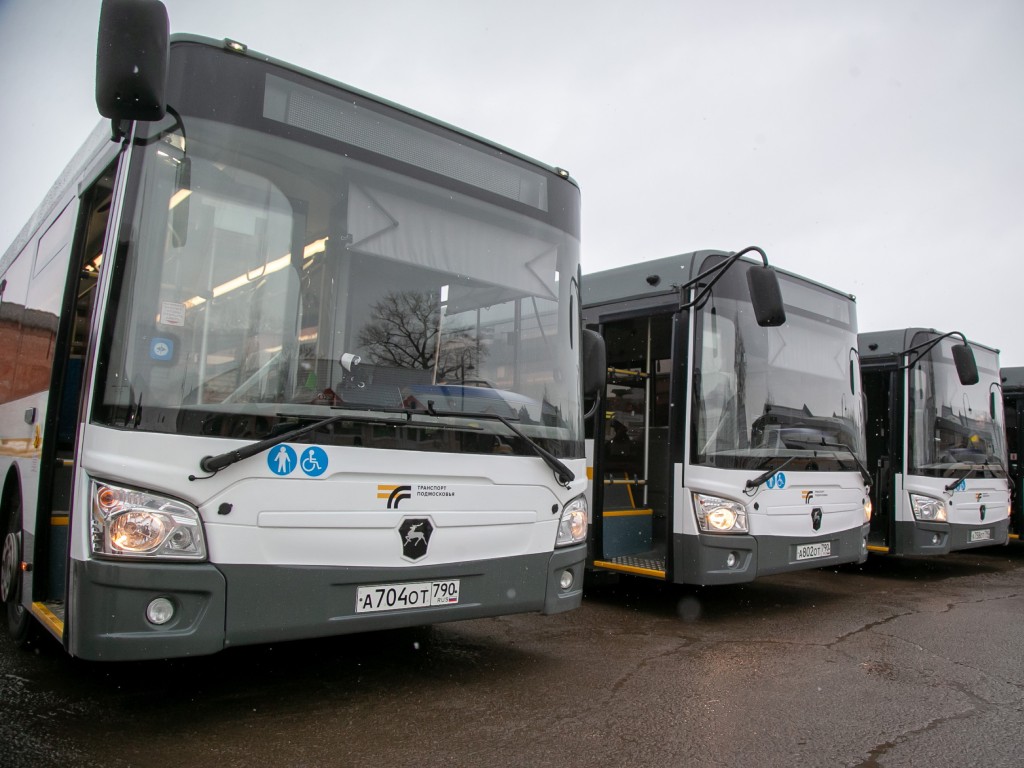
[593,552,666,579]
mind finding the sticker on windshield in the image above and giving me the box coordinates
[299,446,328,477]
[766,472,787,490]
[268,444,298,476]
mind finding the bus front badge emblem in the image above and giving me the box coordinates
[811,508,823,531]
[399,518,433,560]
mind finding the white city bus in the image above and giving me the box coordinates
[582,248,872,584]
[859,329,1010,555]
[0,0,602,661]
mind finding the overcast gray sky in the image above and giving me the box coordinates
[1,0,1021,364]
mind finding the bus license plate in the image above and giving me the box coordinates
[356,580,460,613]
[970,529,992,542]
[796,542,831,561]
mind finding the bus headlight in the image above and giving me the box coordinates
[693,494,748,533]
[909,494,947,522]
[864,497,873,522]
[90,480,207,560]
[556,496,588,547]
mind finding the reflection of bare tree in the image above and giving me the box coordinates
[357,290,484,381]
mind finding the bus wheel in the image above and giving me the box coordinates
[1,487,33,645]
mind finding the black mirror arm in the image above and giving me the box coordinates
[898,331,970,371]
[677,246,770,312]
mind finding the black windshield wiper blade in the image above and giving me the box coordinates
[194,407,422,477]
[745,456,797,491]
[819,441,873,489]
[944,460,989,492]
[425,400,575,488]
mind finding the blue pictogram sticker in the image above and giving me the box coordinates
[955,479,966,492]
[766,471,787,490]
[268,444,297,476]
[150,337,174,361]
[299,446,328,477]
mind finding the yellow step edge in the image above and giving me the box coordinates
[593,560,666,579]
[30,602,64,639]
[866,545,891,554]
[603,508,653,518]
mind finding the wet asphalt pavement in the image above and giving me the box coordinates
[4,545,1024,768]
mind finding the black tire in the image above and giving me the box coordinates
[2,485,34,646]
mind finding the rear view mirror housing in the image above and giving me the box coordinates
[746,266,786,327]
[952,343,979,386]
[581,328,607,397]
[96,0,170,122]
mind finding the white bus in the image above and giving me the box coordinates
[0,0,602,661]
[859,329,1010,555]
[583,248,872,584]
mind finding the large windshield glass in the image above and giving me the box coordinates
[93,61,582,459]
[691,260,865,471]
[909,338,1006,477]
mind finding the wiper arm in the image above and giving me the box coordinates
[944,460,989,492]
[818,441,873,490]
[193,406,423,478]
[425,400,575,488]
[745,455,797,491]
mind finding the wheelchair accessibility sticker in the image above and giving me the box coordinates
[765,471,787,490]
[268,445,329,477]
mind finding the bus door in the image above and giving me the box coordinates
[35,167,115,621]
[863,368,897,550]
[593,313,674,578]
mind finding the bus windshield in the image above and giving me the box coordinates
[691,263,865,472]
[94,58,582,459]
[909,339,1006,477]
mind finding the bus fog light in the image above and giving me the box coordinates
[146,597,175,625]
[559,569,574,590]
[726,552,738,568]
[932,533,940,545]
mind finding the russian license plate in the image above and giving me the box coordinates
[355,580,460,614]
[970,529,992,542]
[796,541,832,561]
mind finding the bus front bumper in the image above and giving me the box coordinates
[67,545,585,661]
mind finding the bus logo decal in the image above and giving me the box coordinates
[811,507,823,531]
[802,491,814,504]
[379,484,412,509]
[399,518,433,560]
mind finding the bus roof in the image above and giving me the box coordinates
[1002,367,1024,392]
[582,249,854,309]
[859,328,999,362]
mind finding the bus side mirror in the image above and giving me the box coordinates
[582,328,607,397]
[747,266,786,327]
[952,343,979,386]
[96,0,170,122]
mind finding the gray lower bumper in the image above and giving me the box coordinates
[68,545,585,661]
[675,523,870,586]
[892,518,1010,556]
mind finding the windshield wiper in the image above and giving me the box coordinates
[745,456,798,491]
[425,400,575,488]
[943,459,990,492]
[192,405,432,478]
[818,441,873,489]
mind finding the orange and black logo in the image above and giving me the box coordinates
[379,484,412,509]
[801,491,815,504]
